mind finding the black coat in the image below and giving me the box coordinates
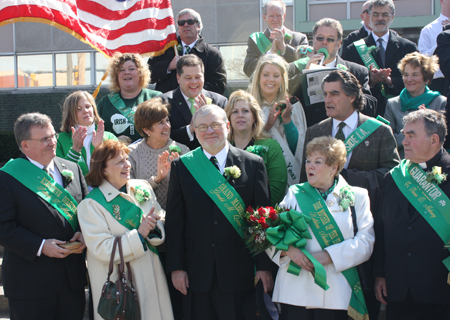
[243,28,308,78]
[148,36,227,94]
[341,31,418,116]
[165,145,272,293]
[0,156,88,300]
[340,26,369,57]
[288,55,377,127]
[373,150,450,304]
[158,88,228,150]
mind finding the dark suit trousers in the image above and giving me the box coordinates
[183,270,254,320]
[387,291,450,320]
[280,304,347,320]
[9,277,85,320]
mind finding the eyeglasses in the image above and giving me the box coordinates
[177,19,197,26]
[371,12,391,18]
[315,36,336,43]
[27,133,59,145]
[195,122,224,132]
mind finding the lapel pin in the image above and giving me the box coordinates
[61,163,65,167]
[365,141,370,147]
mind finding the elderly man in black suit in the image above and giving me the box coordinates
[158,54,228,150]
[243,0,308,78]
[289,18,377,126]
[0,113,88,320]
[165,105,273,320]
[148,8,227,94]
[340,1,372,55]
[341,0,418,116]
[301,70,400,320]
[374,109,450,319]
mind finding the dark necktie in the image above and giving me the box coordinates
[210,156,220,171]
[377,38,385,68]
[184,45,191,54]
[43,166,54,180]
[335,122,346,141]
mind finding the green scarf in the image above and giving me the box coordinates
[399,86,441,112]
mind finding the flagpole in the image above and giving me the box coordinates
[174,45,179,56]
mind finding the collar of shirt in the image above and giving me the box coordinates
[203,144,229,174]
[371,32,389,50]
[439,13,450,23]
[332,110,358,138]
[325,58,337,68]
[27,157,64,186]
[181,39,198,54]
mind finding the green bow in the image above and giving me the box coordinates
[266,210,329,290]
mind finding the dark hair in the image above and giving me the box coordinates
[176,54,204,76]
[86,140,130,187]
[312,18,343,41]
[14,113,52,151]
[322,70,364,111]
[134,97,171,138]
[402,109,447,145]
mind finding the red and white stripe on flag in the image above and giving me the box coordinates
[0,0,178,57]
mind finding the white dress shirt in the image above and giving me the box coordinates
[371,32,389,51]
[418,13,448,79]
[203,144,229,174]
[332,110,359,168]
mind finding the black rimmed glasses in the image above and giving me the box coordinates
[177,19,197,26]
[315,36,336,43]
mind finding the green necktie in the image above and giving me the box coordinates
[335,122,346,141]
[189,98,196,115]
[184,45,191,54]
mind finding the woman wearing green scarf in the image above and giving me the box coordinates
[384,52,446,158]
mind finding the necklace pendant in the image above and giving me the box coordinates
[113,204,121,220]
[326,199,335,207]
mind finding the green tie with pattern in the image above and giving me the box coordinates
[335,122,346,141]
[184,45,191,54]
[189,98,196,115]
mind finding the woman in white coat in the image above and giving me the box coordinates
[78,140,173,320]
[267,136,374,320]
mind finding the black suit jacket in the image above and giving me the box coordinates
[243,28,308,78]
[0,156,88,300]
[288,55,377,127]
[158,88,228,150]
[301,113,400,216]
[341,31,418,116]
[165,145,272,293]
[435,30,450,150]
[148,36,227,94]
[340,26,369,57]
[373,150,450,304]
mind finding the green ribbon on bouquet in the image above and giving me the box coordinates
[266,210,329,290]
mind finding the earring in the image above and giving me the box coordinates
[104,172,108,176]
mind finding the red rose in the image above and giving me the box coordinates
[258,217,266,223]
[246,206,254,214]
[269,212,278,221]
[261,222,270,229]
[249,215,258,222]
[257,207,266,217]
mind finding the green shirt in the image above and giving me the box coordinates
[97,88,161,142]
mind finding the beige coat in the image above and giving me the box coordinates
[78,179,173,320]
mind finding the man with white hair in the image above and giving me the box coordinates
[148,8,227,94]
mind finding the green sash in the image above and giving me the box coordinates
[353,39,393,99]
[180,148,247,239]
[391,160,450,274]
[291,183,369,320]
[250,32,273,55]
[107,91,147,126]
[344,116,388,154]
[85,187,159,255]
[0,158,79,231]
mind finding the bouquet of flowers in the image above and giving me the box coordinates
[242,205,286,256]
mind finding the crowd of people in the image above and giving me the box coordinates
[1,0,450,320]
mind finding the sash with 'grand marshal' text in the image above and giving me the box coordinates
[180,148,247,239]
[343,116,388,154]
[391,160,450,276]
[0,158,79,231]
[291,183,369,320]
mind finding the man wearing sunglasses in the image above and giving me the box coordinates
[341,0,417,117]
[289,18,377,127]
[148,8,227,95]
[243,0,308,77]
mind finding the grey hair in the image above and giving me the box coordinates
[14,112,52,151]
[177,8,202,30]
[402,109,447,145]
[262,0,286,15]
[368,0,395,16]
[193,105,228,126]
[312,18,344,41]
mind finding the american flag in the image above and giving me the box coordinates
[0,0,178,57]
